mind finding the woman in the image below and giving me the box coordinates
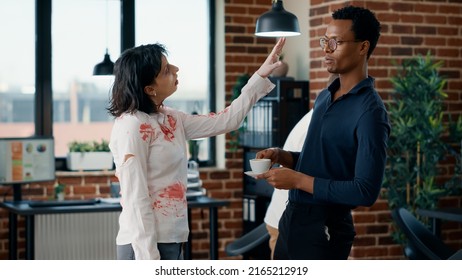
[108,38,285,260]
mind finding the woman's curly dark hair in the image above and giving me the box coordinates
[332,5,381,59]
[108,43,167,117]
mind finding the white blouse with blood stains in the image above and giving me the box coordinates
[109,73,274,259]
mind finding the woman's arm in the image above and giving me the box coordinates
[181,38,286,140]
[113,116,160,259]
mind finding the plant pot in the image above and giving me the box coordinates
[66,152,113,171]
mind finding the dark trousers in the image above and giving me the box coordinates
[274,201,355,260]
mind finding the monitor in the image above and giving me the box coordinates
[0,137,55,184]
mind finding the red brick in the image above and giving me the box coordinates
[202,181,223,190]
[401,14,423,23]
[439,5,462,14]
[425,15,447,25]
[391,2,414,12]
[354,236,377,246]
[209,171,231,180]
[437,27,459,36]
[83,175,109,184]
[72,186,97,195]
[57,176,82,185]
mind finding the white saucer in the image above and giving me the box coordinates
[244,171,263,177]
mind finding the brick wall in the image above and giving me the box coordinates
[222,0,462,259]
[307,0,462,259]
[1,0,461,260]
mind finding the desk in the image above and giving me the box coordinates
[185,196,230,260]
[0,196,229,260]
[416,208,462,237]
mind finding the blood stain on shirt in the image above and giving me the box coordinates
[153,182,186,217]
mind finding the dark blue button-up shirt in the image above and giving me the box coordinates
[289,77,390,207]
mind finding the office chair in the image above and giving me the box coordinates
[391,207,458,260]
[225,222,270,258]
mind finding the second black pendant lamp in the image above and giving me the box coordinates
[93,0,114,75]
[255,0,301,37]
[93,48,114,76]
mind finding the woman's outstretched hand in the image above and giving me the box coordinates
[256,37,286,79]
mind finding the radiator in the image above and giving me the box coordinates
[35,212,120,260]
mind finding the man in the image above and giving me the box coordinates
[255,6,390,259]
[263,109,312,259]
[264,75,337,260]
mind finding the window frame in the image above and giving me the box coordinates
[36,0,216,167]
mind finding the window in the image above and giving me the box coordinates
[1,0,215,166]
[136,0,214,165]
[0,0,35,137]
[52,0,120,157]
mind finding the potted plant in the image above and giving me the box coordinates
[228,73,250,152]
[383,52,462,244]
[66,139,113,171]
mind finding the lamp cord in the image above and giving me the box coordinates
[105,0,109,54]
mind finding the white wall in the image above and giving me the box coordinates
[214,1,310,168]
[215,0,226,168]
[284,0,310,80]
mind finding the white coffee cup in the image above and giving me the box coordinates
[249,158,271,174]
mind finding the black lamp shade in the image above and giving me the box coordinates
[93,51,114,76]
[255,0,300,37]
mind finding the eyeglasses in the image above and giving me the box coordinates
[319,37,361,51]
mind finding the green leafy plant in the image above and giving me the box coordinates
[383,52,462,244]
[228,73,250,152]
[53,181,65,200]
[68,139,110,152]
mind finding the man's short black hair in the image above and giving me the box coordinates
[332,5,381,59]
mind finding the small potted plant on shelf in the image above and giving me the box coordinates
[66,139,113,171]
[228,73,250,152]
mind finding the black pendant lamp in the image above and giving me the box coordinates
[255,0,301,37]
[93,0,114,76]
[93,48,114,75]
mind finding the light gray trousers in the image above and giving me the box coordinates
[117,243,184,260]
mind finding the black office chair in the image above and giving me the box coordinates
[225,223,270,258]
[391,207,458,260]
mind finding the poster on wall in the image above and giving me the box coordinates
[0,137,55,184]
